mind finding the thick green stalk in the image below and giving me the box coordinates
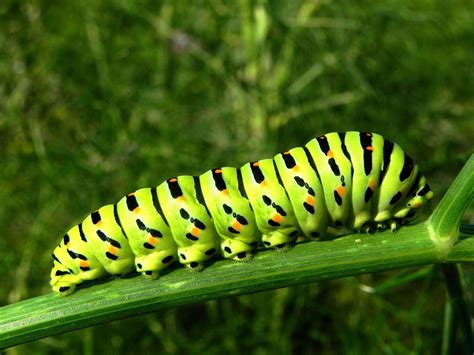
[0,155,473,349]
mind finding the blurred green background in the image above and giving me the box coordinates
[1,0,473,353]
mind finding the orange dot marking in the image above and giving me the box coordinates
[232,220,243,231]
[128,193,134,197]
[177,196,185,202]
[283,151,290,155]
[80,260,89,268]
[96,220,104,228]
[369,179,376,190]
[215,169,222,174]
[169,178,177,183]
[292,165,300,172]
[336,186,346,197]
[252,162,260,167]
[366,146,374,151]
[191,227,201,236]
[147,235,158,246]
[133,207,140,214]
[221,189,229,196]
[108,246,118,255]
[305,195,315,206]
[327,150,334,158]
[273,214,283,223]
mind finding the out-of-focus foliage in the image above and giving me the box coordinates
[0,0,472,353]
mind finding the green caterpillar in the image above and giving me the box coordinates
[50,132,433,295]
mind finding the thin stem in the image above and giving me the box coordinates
[441,299,455,355]
[441,264,474,355]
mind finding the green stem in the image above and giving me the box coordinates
[429,154,474,254]
[441,264,474,355]
[441,299,456,355]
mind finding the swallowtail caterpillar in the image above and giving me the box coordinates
[51,132,433,295]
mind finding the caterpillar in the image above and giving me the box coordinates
[50,132,433,295]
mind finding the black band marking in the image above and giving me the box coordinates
[212,169,227,191]
[282,152,296,169]
[194,176,211,216]
[380,139,394,184]
[78,223,87,242]
[236,168,248,199]
[151,187,169,225]
[360,132,373,176]
[114,204,128,239]
[250,162,265,184]
[399,153,414,181]
[167,178,183,199]
[126,194,139,211]
[91,211,101,225]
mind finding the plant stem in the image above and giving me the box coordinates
[441,264,474,355]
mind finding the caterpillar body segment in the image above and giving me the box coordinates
[305,134,353,228]
[199,167,258,261]
[157,175,220,270]
[51,225,108,295]
[50,131,433,295]
[344,132,384,230]
[116,188,178,279]
[273,147,328,239]
[241,159,301,248]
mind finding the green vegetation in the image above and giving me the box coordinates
[0,0,473,353]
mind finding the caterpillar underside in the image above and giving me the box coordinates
[50,132,433,295]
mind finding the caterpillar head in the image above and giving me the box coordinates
[394,175,434,221]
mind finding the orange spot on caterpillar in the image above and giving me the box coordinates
[214,169,223,174]
[221,189,229,196]
[169,178,177,183]
[366,146,374,151]
[96,220,103,228]
[292,165,300,172]
[127,193,134,196]
[191,227,201,236]
[273,214,283,223]
[369,179,376,190]
[252,162,260,167]
[80,260,89,268]
[108,246,118,255]
[336,186,346,197]
[260,181,267,187]
[177,196,185,202]
[147,235,158,246]
[305,195,314,206]
[327,150,334,158]
[232,220,243,231]
[133,207,140,214]
[283,151,290,155]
